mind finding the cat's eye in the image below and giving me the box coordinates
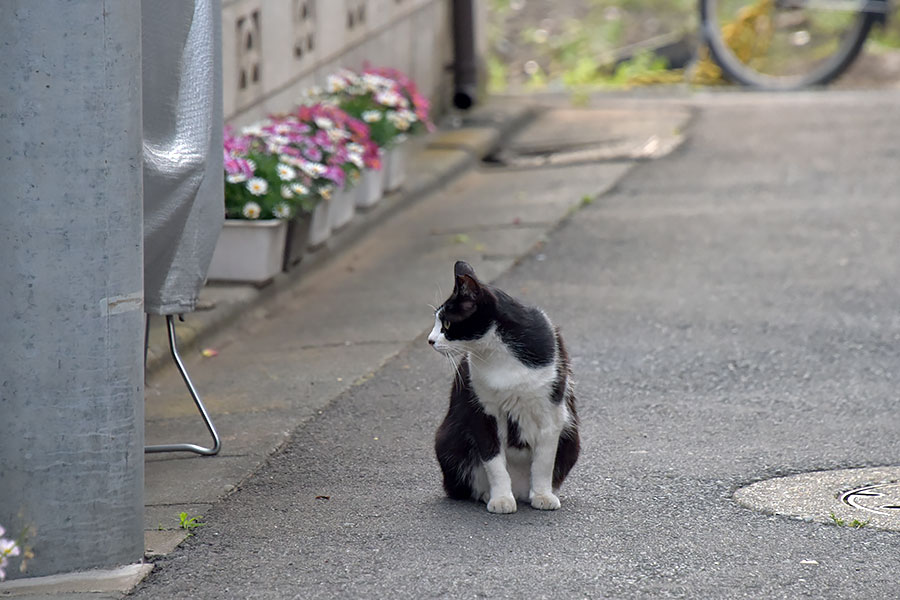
[442,320,451,331]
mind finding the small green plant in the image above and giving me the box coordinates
[179,512,205,533]
[829,513,869,528]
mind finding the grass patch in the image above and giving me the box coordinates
[829,512,869,529]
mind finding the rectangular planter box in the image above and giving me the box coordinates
[384,139,408,192]
[207,219,288,285]
[356,167,384,209]
[281,210,312,271]
[327,185,356,231]
[307,200,331,248]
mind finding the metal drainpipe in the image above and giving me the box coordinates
[451,0,478,110]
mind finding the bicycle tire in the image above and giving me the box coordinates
[700,0,878,90]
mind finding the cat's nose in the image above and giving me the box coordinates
[428,338,435,346]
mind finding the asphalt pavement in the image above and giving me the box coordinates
[129,90,900,599]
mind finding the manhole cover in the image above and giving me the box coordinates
[734,467,900,531]
[841,482,900,515]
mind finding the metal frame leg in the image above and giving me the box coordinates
[145,315,221,456]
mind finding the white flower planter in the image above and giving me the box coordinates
[282,211,312,271]
[384,138,408,192]
[328,185,356,231]
[207,219,287,284]
[356,168,384,209]
[308,200,332,248]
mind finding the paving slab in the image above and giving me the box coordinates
[0,565,152,598]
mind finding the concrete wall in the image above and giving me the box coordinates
[0,1,145,580]
[222,0,457,128]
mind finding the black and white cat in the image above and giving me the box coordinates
[429,261,579,513]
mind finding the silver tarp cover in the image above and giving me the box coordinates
[142,0,224,315]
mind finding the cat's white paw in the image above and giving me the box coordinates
[487,495,517,514]
[530,492,561,511]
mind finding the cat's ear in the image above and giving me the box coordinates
[453,262,481,298]
[454,273,481,301]
[454,261,478,280]
[453,261,483,310]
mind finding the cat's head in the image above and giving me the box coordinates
[428,261,495,355]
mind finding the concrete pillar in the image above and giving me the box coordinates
[0,1,145,579]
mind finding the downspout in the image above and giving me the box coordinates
[451,0,478,110]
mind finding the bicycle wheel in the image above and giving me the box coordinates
[700,0,880,89]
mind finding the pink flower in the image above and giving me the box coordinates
[324,165,346,186]
[302,143,323,162]
[224,154,254,179]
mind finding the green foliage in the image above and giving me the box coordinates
[337,95,399,148]
[179,512,205,533]
[487,0,694,93]
[829,513,869,528]
[868,7,900,49]
[224,150,316,220]
[605,49,672,86]
[487,54,509,94]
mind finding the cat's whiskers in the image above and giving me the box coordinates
[444,352,464,383]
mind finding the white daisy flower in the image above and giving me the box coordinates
[226,173,247,184]
[301,162,327,177]
[363,73,393,91]
[242,124,264,137]
[314,117,334,130]
[327,128,349,144]
[291,182,309,196]
[362,110,382,123]
[280,155,304,168]
[246,177,269,196]
[375,90,403,107]
[273,202,292,219]
[281,184,294,199]
[266,142,285,156]
[326,75,347,94]
[319,186,333,201]
[387,110,411,131]
[242,201,262,219]
[348,153,364,169]
[276,163,297,181]
[246,158,257,172]
[347,142,365,155]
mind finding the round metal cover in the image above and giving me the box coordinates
[841,482,900,515]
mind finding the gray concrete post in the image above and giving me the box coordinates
[0,2,145,579]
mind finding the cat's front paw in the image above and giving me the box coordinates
[486,495,517,514]
[530,492,561,511]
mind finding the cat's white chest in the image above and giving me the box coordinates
[467,331,557,417]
